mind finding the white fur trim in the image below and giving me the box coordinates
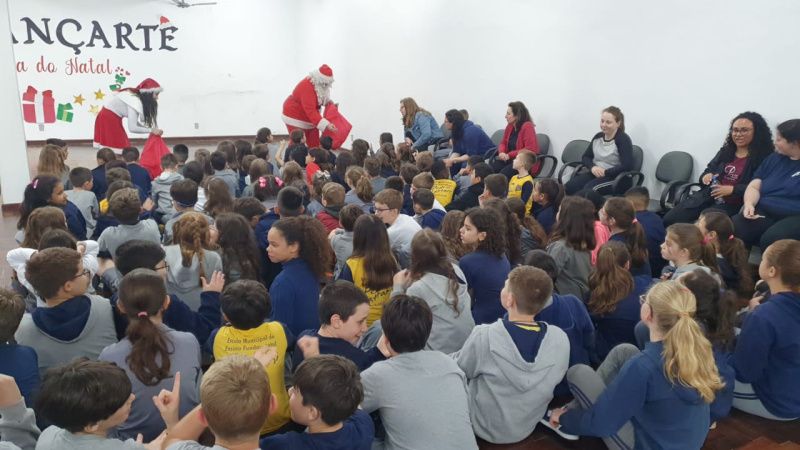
[93,141,123,152]
[138,87,162,94]
[309,70,334,86]
[316,118,330,132]
[282,114,314,129]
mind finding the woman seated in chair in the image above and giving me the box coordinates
[491,101,540,178]
[663,111,773,226]
[442,109,495,174]
[565,106,633,196]
[732,119,800,249]
[400,97,444,151]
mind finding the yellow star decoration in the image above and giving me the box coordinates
[94,89,105,100]
[89,105,100,115]
[73,94,85,105]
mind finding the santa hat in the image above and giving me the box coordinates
[136,78,163,94]
[313,64,334,83]
[159,16,172,30]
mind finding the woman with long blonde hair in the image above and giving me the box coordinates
[548,281,723,449]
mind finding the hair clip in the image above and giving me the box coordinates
[137,311,148,318]
[31,178,39,189]
[258,176,267,188]
[728,235,735,241]
[275,176,284,188]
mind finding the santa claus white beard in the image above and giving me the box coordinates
[314,83,331,107]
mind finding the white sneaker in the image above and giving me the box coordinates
[539,410,579,441]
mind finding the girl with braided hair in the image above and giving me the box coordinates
[164,212,222,311]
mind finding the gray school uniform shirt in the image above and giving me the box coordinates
[151,171,184,217]
[163,245,223,311]
[330,230,354,278]
[213,169,239,198]
[65,189,98,238]
[14,295,117,375]
[452,319,569,444]
[546,239,591,299]
[361,350,478,450]
[0,399,39,450]
[35,426,144,450]
[97,219,161,259]
[100,325,202,442]
[392,266,475,354]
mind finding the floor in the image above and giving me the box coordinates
[7,144,800,450]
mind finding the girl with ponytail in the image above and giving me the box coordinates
[164,212,223,311]
[660,223,720,281]
[588,241,653,360]
[548,281,724,449]
[532,178,563,235]
[344,166,374,213]
[600,197,651,277]
[267,215,334,336]
[697,210,754,299]
[98,268,201,441]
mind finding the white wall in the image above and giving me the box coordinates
[0,0,31,203]
[297,0,800,193]
[5,0,800,197]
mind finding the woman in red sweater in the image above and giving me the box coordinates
[492,101,540,178]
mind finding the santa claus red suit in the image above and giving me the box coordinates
[282,65,335,148]
[93,78,162,151]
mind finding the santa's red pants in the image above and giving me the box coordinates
[285,125,321,148]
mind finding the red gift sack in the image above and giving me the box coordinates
[321,103,352,149]
[140,134,172,179]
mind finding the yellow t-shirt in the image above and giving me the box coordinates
[431,179,457,207]
[345,257,392,326]
[508,174,534,214]
[99,198,109,215]
[212,322,290,434]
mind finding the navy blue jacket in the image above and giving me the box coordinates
[255,209,283,287]
[0,344,39,408]
[420,209,445,231]
[733,292,800,418]
[453,120,495,158]
[63,201,87,241]
[561,341,711,450]
[293,330,385,372]
[591,275,652,361]
[127,163,152,197]
[260,409,374,450]
[533,203,556,235]
[635,210,667,277]
[91,165,107,200]
[269,258,322,337]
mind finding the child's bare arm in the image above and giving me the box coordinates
[162,405,206,448]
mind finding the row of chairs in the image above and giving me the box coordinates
[429,124,698,216]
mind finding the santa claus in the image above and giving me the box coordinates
[282,65,337,148]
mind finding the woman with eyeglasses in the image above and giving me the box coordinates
[663,111,774,226]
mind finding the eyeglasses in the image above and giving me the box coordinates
[155,263,169,271]
[72,268,91,280]
[732,128,753,135]
[374,207,392,213]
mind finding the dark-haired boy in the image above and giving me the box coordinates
[255,186,306,287]
[260,355,374,450]
[452,266,569,444]
[209,280,293,435]
[480,173,509,205]
[162,179,213,245]
[91,147,117,201]
[293,281,386,371]
[151,153,184,222]
[446,162,492,211]
[233,197,267,229]
[97,188,160,259]
[210,150,239,197]
[121,146,152,197]
[0,289,39,408]
[360,295,478,450]
[412,188,445,231]
[172,143,189,174]
[625,186,667,276]
[66,167,99,238]
[16,248,116,374]
[35,359,163,449]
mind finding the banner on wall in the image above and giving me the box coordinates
[10,14,178,137]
